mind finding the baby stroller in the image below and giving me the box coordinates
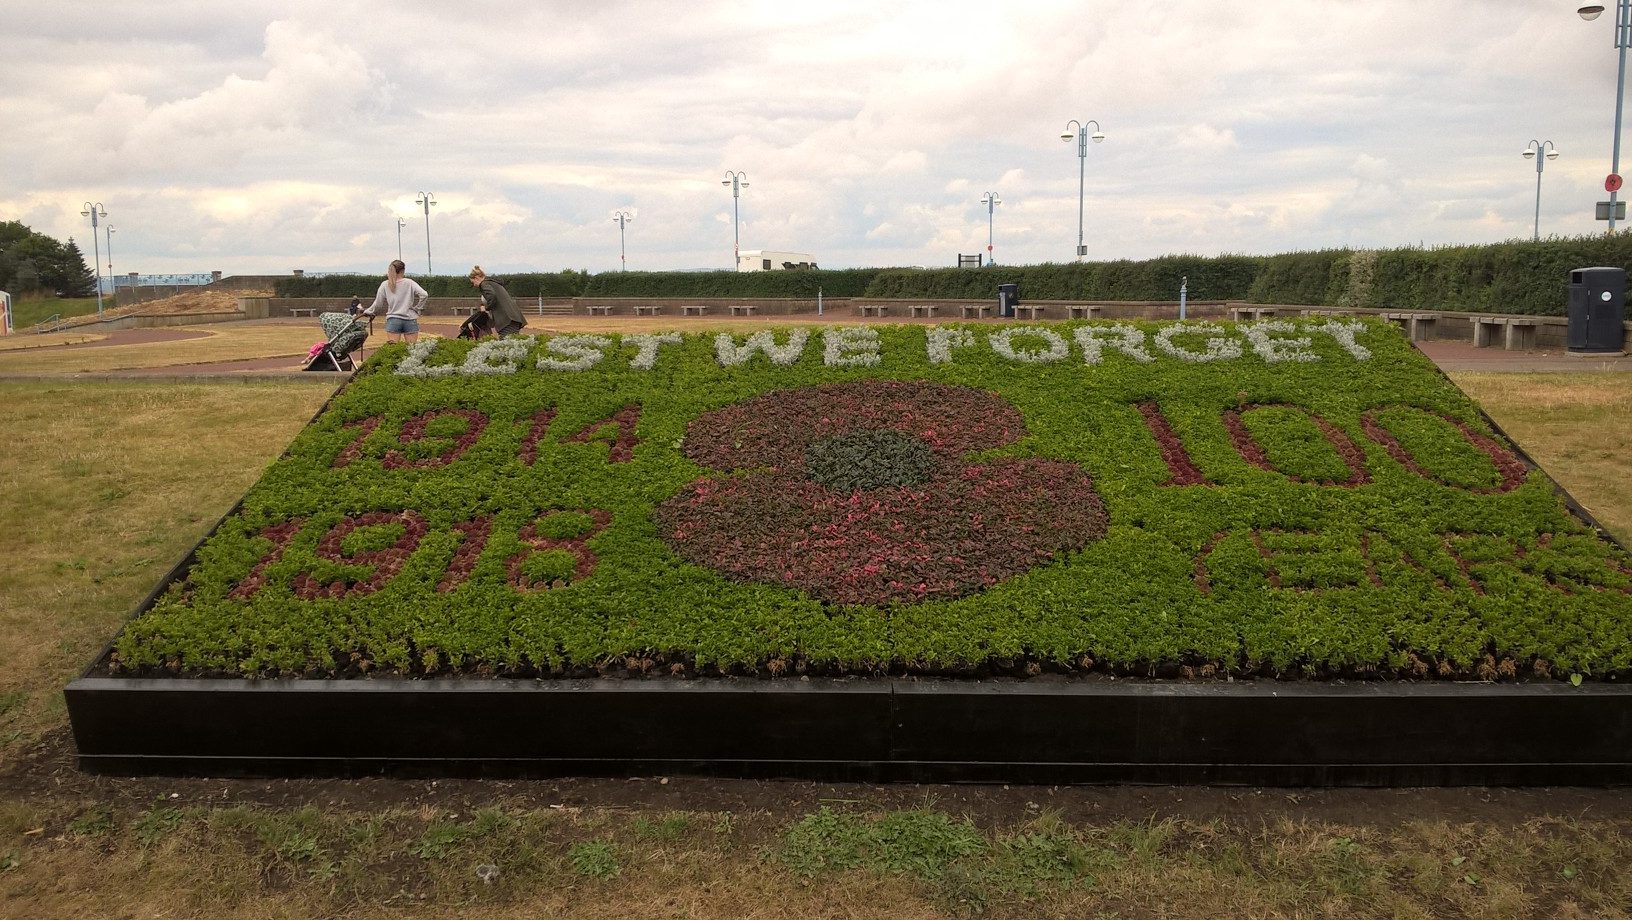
[302,311,370,371]
[457,308,495,341]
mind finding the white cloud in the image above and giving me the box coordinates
[0,0,1617,273]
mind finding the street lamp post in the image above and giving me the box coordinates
[396,217,407,262]
[415,192,436,274]
[1059,120,1106,260]
[1522,140,1560,240]
[1580,3,1630,231]
[611,210,635,271]
[105,225,115,299]
[980,192,1001,265]
[721,171,749,270]
[80,202,106,314]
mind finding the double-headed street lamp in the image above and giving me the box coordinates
[1060,119,1106,260]
[979,192,1001,265]
[396,217,407,262]
[611,210,635,272]
[1580,4,1630,231]
[415,192,436,274]
[1521,140,1560,241]
[80,202,106,313]
[721,171,749,269]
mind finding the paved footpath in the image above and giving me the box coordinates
[1418,340,1632,373]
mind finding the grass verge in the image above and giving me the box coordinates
[0,801,1629,918]
[0,379,337,749]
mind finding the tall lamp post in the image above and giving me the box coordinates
[979,192,1001,265]
[105,225,115,299]
[80,202,106,314]
[721,171,749,270]
[396,217,407,262]
[415,191,436,274]
[1580,4,1630,231]
[1522,140,1560,240]
[1059,119,1106,260]
[611,210,635,271]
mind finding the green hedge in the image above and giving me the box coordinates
[583,269,881,298]
[272,235,1632,313]
[862,256,1264,301]
[276,272,588,298]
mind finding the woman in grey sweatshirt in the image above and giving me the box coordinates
[364,259,430,343]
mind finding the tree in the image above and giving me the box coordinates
[58,238,97,297]
[0,222,97,296]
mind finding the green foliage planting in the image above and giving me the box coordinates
[104,319,1632,681]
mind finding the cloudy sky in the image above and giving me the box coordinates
[0,0,1623,279]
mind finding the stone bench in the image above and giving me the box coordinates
[1014,305,1047,320]
[1067,305,1103,320]
[587,305,615,316]
[960,304,992,319]
[682,305,710,317]
[1473,316,1543,351]
[908,304,939,318]
[633,304,662,316]
[288,307,319,318]
[859,304,889,317]
[451,305,479,316]
[1382,311,1438,342]
[729,305,759,317]
[1300,309,1355,317]
[1228,306,1278,321]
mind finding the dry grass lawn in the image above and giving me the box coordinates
[0,380,338,747]
[0,325,322,374]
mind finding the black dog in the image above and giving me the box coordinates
[457,309,495,341]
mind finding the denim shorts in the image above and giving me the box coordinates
[384,316,420,335]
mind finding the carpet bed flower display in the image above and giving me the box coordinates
[94,320,1632,683]
[656,381,1107,605]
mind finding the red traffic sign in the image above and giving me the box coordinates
[1608,174,1624,193]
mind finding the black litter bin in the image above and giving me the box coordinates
[1567,267,1627,354]
[997,283,1019,318]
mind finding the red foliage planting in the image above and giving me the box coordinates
[1223,404,1369,486]
[1361,409,1527,494]
[507,509,612,591]
[682,380,1024,473]
[332,417,382,468]
[382,409,488,470]
[659,382,1106,606]
[437,515,494,593]
[563,404,642,464]
[518,408,557,467]
[290,511,429,599]
[229,518,306,599]
[1137,402,1207,486]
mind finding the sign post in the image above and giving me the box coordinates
[1,290,11,335]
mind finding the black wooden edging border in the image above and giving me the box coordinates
[64,676,1632,785]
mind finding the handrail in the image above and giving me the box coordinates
[35,313,62,333]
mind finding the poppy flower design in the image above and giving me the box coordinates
[656,381,1107,606]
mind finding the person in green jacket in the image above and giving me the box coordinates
[468,265,527,338]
